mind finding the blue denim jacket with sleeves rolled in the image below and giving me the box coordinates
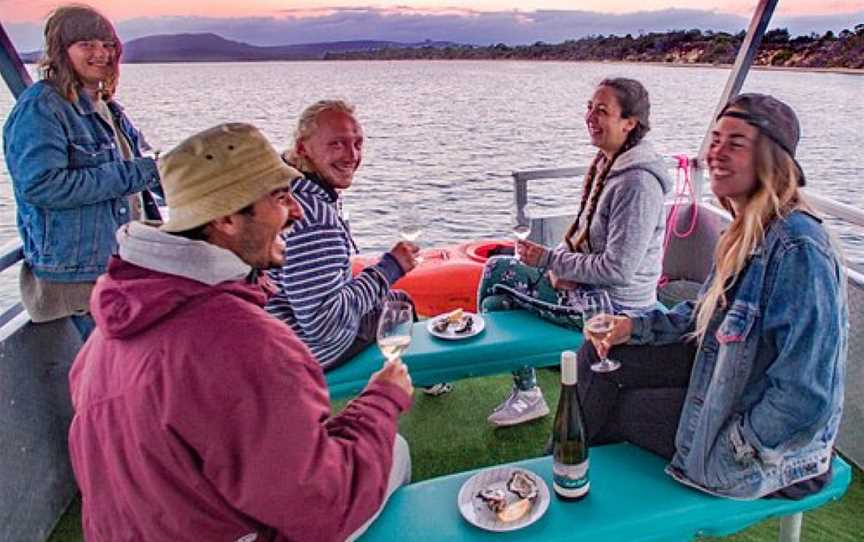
[3,80,161,282]
[628,210,847,499]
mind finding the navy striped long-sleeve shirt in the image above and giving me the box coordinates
[266,175,404,366]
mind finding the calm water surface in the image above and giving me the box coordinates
[1,61,862,308]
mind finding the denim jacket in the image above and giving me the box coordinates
[629,210,847,499]
[3,80,160,282]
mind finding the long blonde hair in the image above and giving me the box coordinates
[38,4,122,103]
[283,99,356,173]
[693,123,810,339]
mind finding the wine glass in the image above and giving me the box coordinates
[582,291,621,373]
[377,300,414,364]
[512,207,531,261]
[398,208,424,264]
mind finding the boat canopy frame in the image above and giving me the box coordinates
[0,3,863,539]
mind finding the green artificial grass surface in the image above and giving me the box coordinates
[48,369,863,541]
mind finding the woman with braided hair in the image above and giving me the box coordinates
[478,78,672,427]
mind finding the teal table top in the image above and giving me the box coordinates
[326,310,584,399]
[361,443,852,541]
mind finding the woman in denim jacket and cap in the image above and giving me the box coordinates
[579,94,847,499]
[3,5,161,339]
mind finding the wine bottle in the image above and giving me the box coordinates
[552,350,590,500]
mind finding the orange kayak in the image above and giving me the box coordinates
[350,240,513,316]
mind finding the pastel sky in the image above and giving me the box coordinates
[5,1,864,22]
[3,1,862,49]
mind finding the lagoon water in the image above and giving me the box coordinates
[0,60,862,309]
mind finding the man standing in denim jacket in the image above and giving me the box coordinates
[3,6,161,339]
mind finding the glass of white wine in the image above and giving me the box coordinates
[512,207,531,262]
[582,290,621,373]
[398,208,424,264]
[377,300,414,364]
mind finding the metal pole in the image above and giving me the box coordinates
[0,21,33,99]
[512,171,530,224]
[695,0,779,167]
[778,512,803,542]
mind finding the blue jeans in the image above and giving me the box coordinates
[70,314,95,342]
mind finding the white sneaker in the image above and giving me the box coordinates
[421,383,453,397]
[487,386,550,427]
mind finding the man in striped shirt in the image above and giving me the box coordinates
[266,100,428,372]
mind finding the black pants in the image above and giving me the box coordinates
[577,340,697,461]
[576,340,832,499]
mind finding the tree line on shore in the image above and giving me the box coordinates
[325,25,864,70]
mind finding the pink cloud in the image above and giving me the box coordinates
[3,0,861,23]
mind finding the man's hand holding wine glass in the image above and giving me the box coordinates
[389,241,421,272]
[373,300,415,396]
[371,358,414,396]
[398,207,425,264]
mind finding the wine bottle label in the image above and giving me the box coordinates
[553,460,589,497]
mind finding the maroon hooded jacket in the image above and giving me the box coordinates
[69,257,411,541]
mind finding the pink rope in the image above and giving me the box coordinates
[658,155,699,288]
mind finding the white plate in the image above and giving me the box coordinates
[457,466,550,532]
[426,312,485,340]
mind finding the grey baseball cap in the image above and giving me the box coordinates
[718,93,805,186]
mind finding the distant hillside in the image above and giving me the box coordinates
[329,25,864,70]
[19,51,40,63]
[20,33,456,63]
[18,26,862,69]
[123,33,408,62]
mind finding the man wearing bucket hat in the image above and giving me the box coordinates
[68,123,414,541]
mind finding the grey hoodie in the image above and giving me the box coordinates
[116,222,251,286]
[539,139,672,309]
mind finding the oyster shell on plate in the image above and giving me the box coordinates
[506,471,539,500]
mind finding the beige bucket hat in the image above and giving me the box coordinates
[158,123,303,232]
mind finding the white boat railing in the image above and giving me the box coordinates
[511,165,864,288]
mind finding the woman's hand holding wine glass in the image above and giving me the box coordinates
[515,239,547,268]
[512,207,531,262]
[548,270,579,291]
[581,291,625,372]
[585,315,631,359]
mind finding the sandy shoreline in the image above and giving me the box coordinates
[646,61,863,76]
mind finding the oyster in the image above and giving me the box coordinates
[506,471,539,500]
[476,488,507,513]
[432,317,450,333]
[496,498,531,523]
[453,315,473,334]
